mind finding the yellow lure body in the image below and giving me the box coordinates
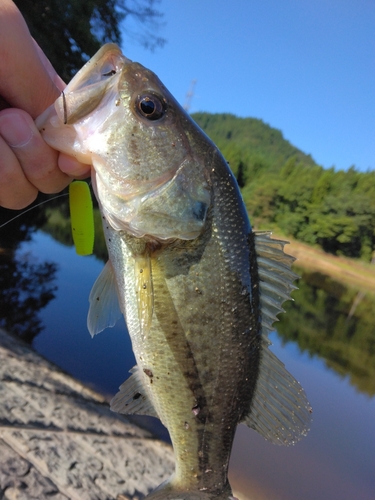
[69,181,95,256]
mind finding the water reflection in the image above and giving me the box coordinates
[0,195,49,249]
[1,201,374,499]
[277,268,375,396]
[0,250,57,342]
[62,192,375,399]
[0,201,58,342]
[4,193,375,397]
[229,332,375,500]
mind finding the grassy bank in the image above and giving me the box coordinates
[279,235,375,294]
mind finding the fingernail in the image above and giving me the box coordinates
[0,113,33,148]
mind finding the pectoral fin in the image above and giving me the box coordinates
[87,260,122,337]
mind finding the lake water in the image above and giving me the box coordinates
[1,216,374,500]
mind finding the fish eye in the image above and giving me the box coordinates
[136,94,166,121]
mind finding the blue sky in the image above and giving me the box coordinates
[121,0,374,172]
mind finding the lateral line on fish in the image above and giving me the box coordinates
[151,257,207,409]
[151,254,212,475]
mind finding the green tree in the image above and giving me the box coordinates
[192,112,316,184]
[243,174,280,226]
[15,0,165,81]
[236,160,246,188]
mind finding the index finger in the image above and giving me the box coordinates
[0,0,61,117]
[33,40,65,92]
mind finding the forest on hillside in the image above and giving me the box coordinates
[192,113,375,262]
[11,1,374,263]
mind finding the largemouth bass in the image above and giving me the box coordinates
[36,44,311,499]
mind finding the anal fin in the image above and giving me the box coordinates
[243,338,312,445]
[110,365,159,419]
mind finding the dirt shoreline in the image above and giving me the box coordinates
[278,235,375,294]
[0,328,174,499]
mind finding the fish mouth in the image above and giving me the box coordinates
[36,44,132,130]
[36,45,134,162]
[63,43,132,95]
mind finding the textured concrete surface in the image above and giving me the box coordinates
[0,328,174,499]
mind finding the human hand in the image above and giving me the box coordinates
[0,0,91,210]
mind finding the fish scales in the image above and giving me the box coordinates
[104,182,260,493]
[36,44,312,499]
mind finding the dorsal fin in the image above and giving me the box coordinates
[255,231,299,336]
[241,232,312,445]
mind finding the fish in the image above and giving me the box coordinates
[36,44,311,499]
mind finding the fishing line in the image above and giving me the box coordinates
[62,90,68,124]
[0,193,68,229]
[0,181,95,256]
[0,181,93,228]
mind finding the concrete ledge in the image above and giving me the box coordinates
[0,329,174,499]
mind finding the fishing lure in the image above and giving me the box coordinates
[68,181,94,256]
